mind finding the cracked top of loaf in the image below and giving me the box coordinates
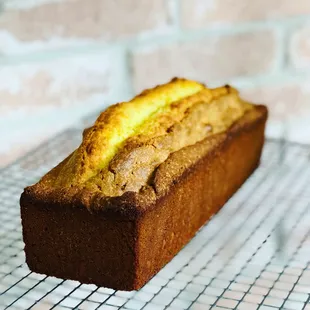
[36,78,254,198]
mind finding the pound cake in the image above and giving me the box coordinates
[20,78,268,290]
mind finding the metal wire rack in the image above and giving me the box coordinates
[0,125,310,310]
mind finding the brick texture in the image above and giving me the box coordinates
[181,0,310,29]
[0,51,124,115]
[241,81,310,142]
[131,30,276,92]
[0,0,169,54]
[241,81,310,121]
[1,0,310,164]
[289,24,310,70]
[0,50,127,167]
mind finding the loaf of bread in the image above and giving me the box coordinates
[20,78,268,290]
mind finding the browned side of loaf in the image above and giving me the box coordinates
[20,105,267,291]
[134,106,267,289]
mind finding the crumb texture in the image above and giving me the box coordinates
[38,78,253,197]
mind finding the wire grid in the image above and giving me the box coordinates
[0,129,310,310]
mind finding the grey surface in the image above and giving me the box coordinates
[0,130,310,310]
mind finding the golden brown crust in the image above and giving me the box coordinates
[32,79,254,199]
[48,78,205,186]
[22,105,268,220]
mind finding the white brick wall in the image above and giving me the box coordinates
[131,29,278,91]
[0,0,310,167]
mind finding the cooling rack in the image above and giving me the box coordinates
[0,124,310,310]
